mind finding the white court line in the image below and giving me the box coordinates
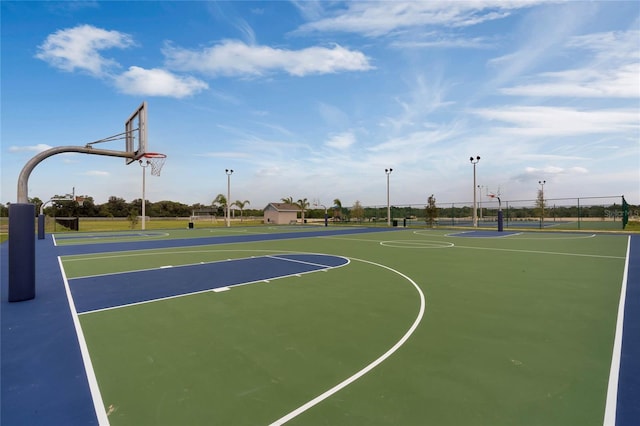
[603,235,631,426]
[454,244,625,259]
[269,257,425,425]
[58,257,110,425]
[266,254,339,269]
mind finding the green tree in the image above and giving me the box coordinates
[333,198,342,221]
[281,196,294,204]
[233,200,250,221]
[297,198,309,223]
[101,196,130,217]
[425,194,438,227]
[351,200,364,222]
[127,208,139,229]
[213,194,227,217]
[535,189,545,220]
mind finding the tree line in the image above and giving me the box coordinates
[0,194,633,223]
[0,195,267,219]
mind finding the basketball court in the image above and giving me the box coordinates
[2,103,639,425]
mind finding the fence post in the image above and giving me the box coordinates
[577,198,581,230]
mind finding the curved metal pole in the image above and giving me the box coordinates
[17,146,134,203]
[10,145,135,302]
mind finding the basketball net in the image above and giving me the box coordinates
[140,153,166,176]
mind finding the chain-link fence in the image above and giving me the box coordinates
[327,196,636,231]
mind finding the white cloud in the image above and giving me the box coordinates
[8,144,53,153]
[35,24,133,76]
[197,151,250,158]
[294,1,543,37]
[472,106,639,136]
[325,132,355,150]
[390,36,493,49]
[163,40,373,77]
[514,165,589,183]
[501,64,640,98]
[501,30,640,98]
[113,66,208,98]
[82,170,110,176]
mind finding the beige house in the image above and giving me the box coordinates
[263,203,301,225]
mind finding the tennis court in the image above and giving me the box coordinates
[2,226,639,425]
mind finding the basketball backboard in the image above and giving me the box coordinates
[125,101,147,164]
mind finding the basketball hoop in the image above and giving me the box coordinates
[139,152,166,176]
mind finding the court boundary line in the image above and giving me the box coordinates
[268,257,426,425]
[319,235,623,259]
[266,254,339,269]
[454,244,625,259]
[57,257,109,425]
[603,235,631,425]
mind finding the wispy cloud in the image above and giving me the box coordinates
[294,1,543,37]
[82,170,110,176]
[163,40,373,77]
[390,36,494,49]
[471,106,638,136]
[501,30,640,98]
[8,144,53,153]
[197,151,251,158]
[325,132,356,150]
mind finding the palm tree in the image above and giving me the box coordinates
[213,193,227,218]
[281,196,294,204]
[297,198,310,223]
[333,198,342,221]
[233,200,250,221]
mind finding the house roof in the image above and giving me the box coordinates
[264,203,300,212]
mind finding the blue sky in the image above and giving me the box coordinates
[2,1,639,209]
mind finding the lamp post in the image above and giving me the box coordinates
[139,158,150,230]
[538,180,546,227]
[477,184,485,220]
[314,202,328,227]
[225,169,233,227]
[385,168,393,226]
[470,156,480,227]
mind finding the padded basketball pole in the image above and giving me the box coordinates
[9,146,134,302]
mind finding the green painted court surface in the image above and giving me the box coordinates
[60,228,628,425]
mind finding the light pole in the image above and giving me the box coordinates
[385,168,393,226]
[139,159,150,230]
[477,184,485,220]
[470,156,480,227]
[314,202,328,227]
[538,180,546,226]
[225,169,233,227]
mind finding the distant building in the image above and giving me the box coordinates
[263,203,300,225]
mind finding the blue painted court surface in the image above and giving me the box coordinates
[1,227,639,425]
[70,254,348,313]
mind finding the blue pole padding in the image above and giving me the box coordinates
[38,214,45,240]
[8,203,36,302]
[497,210,504,232]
